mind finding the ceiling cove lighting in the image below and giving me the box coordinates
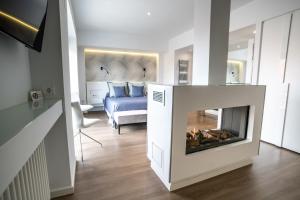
[227,60,243,66]
[0,11,39,32]
[84,48,159,57]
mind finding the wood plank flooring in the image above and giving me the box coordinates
[55,112,300,200]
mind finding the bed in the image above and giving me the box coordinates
[104,95,147,123]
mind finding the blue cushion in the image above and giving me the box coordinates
[131,85,144,97]
[107,82,128,97]
[128,82,144,96]
[113,86,126,97]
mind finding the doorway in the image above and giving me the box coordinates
[228,24,256,84]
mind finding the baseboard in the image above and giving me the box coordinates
[50,161,76,199]
[51,185,74,199]
[150,163,171,190]
[147,153,151,161]
[169,159,253,191]
[71,159,76,188]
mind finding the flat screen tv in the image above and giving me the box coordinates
[0,0,48,52]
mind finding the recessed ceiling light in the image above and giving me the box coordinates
[253,30,256,34]
[147,11,151,16]
[236,45,241,49]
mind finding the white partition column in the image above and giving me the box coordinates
[147,85,174,187]
[193,0,231,85]
[147,84,265,191]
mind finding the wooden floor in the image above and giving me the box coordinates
[55,112,300,200]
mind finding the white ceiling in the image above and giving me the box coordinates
[71,0,254,40]
[231,0,254,10]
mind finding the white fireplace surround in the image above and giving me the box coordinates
[147,84,265,191]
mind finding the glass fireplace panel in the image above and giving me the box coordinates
[186,106,249,154]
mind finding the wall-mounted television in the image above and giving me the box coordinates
[0,0,48,52]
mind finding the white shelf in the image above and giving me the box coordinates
[179,72,188,74]
[0,99,63,194]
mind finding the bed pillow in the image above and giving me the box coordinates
[107,82,128,97]
[113,86,127,97]
[131,85,144,97]
[128,82,144,96]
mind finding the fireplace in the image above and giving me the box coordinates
[147,84,265,191]
[186,106,249,154]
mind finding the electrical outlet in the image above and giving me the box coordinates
[44,87,55,98]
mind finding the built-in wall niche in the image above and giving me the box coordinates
[186,106,249,154]
[84,49,158,82]
[174,45,193,85]
[226,60,246,84]
[228,24,256,84]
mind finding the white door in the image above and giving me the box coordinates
[258,14,291,146]
[282,10,300,153]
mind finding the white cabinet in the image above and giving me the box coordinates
[282,10,300,153]
[259,13,291,147]
[259,10,300,153]
[86,81,108,111]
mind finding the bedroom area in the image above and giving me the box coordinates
[84,48,157,127]
[69,47,158,197]
[68,46,161,200]
[71,0,186,167]
[74,48,158,160]
[68,0,181,194]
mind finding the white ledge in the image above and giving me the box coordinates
[0,99,63,195]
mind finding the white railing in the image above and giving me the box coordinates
[0,141,50,200]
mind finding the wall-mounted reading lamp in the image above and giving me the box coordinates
[100,66,110,75]
[143,68,146,78]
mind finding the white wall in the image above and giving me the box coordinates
[228,49,248,61]
[0,0,77,196]
[230,0,300,32]
[77,30,167,52]
[29,0,76,197]
[77,30,167,103]
[161,0,300,85]
[67,0,79,103]
[164,0,230,85]
[65,1,82,163]
[77,46,86,103]
[162,29,194,84]
[66,0,82,165]
[60,0,77,188]
[0,34,31,110]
